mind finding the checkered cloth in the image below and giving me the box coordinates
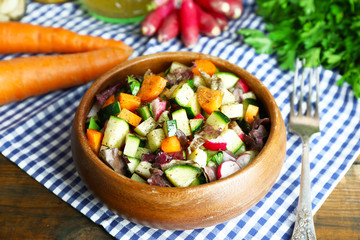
[1,1,359,239]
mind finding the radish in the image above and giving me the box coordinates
[203,138,227,151]
[180,0,199,48]
[239,133,244,141]
[194,3,221,37]
[195,0,230,18]
[222,0,243,19]
[236,79,250,93]
[208,11,229,31]
[236,152,252,168]
[149,97,167,121]
[194,113,205,120]
[217,160,241,179]
[157,9,180,43]
[141,0,175,36]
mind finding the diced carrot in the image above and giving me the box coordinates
[244,104,259,124]
[192,59,218,76]
[161,136,182,153]
[119,93,141,111]
[102,95,116,108]
[86,128,103,154]
[137,74,167,102]
[118,108,142,127]
[196,87,223,114]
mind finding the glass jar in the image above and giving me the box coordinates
[80,0,152,24]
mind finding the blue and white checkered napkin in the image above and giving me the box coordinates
[1,1,359,239]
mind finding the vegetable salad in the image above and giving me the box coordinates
[86,59,270,187]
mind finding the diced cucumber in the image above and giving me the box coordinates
[123,134,140,158]
[220,103,244,119]
[147,128,166,152]
[135,161,152,179]
[134,117,157,136]
[126,156,141,174]
[238,118,252,134]
[171,82,195,107]
[134,147,151,159]
[130,173,147,183]
[234,144,246,157]
[221,89,237,105]
[172,109,191,136]
[184,92,201,118]
[137,105,152,120]
[164,165,205,187]
[88,117,100,131]
[102,115,129,149]
[220,129,244,154]
[215,72,239,89]
[242,91,257,100]
[188,148,207,168]
[193,75,207,88]
[189,118,204,134]
[157,110,170,124]
[164,120,178,137]
[169,61,189,73]
[97,101,121,125]
[206,111,230,131]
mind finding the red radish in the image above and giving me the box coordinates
[195,0,230,18]
[180,0,199,48]
[239,133,244,141]
[208,11,229,31]
[236,152,251,168]
[222,0,243,19]
[194,3,221,37]
[203,139,227,151]
[236,79,250,92]
[157,9,180,43]
[149,97,167,121]
[194,113,205,120]
[217,161,241,179]
[141,0,175,36]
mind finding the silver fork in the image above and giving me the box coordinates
[289,59,320,240]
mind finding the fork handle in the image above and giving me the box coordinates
[291,135,317,240]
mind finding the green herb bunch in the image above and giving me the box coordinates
[237,0,360,98]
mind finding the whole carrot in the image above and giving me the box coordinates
[0,47,131,105]
[0,22,133,54]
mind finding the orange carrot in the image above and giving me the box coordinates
[244,104,259,124]
[0,22,133,54]
[0,47,132,106]
[119,93,141,111]
[102,95,116,108]
[87,128,103,154]
[118,108,142,127]
[161,136,182,153]
[192,59,218,76]
[196,87,223,114]
[137,74,167,102]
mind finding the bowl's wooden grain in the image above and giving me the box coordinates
[71,52,287,230]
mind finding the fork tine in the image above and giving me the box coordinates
[314,67,320,118]
[291,59,300,116]
[298,59,305,115]
[307,68,313,116]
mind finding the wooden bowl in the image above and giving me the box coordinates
[71,52,287,230]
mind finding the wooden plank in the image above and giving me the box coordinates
[1,153,359,239]
[314,155,360,239]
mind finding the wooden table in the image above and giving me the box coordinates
[1,153,359,240]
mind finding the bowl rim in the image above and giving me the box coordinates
[73,51,284,193]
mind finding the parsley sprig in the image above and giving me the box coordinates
[237,0,360,98]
